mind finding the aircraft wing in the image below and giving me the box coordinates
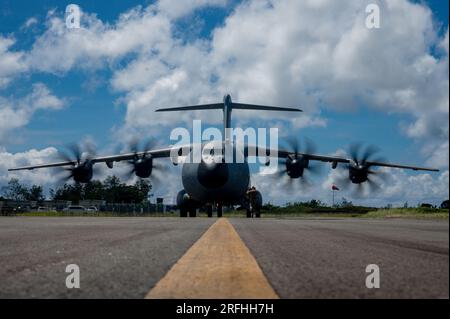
[7,145,193,172]
[9,143,439,173]
[244,145,440,172]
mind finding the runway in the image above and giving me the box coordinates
[0,217,448,298]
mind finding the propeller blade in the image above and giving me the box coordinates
[266,165,287,179]
[307,162,322,175]
[298,176,313,190]
[85,142,97,159]
[57,150,75,165]
[334,171,351,191]
[361,145,379,163]
[143,138,157,154]
[349,142,362,164]
[55,169,72,186]
[353,183,365,197]
[53,142,97,184]
[149,171,162,186]
[304,137,317,154]
[286,136,300,155]
[125,137,162,180]
[68,143,82,163]
[367,178,381,192]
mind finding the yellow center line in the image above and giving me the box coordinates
[146,218,279,299]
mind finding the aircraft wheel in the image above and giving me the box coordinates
[217,204,223,218]
[246,209,252,218]
[206,206,213,218]
[180,209,188,218]
[255,210,261,218]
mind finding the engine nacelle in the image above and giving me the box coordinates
[176,189,198,211]
[72,160,94,183]
[133,156,153,178]
[349,163,369,184]
[286,156,309,179]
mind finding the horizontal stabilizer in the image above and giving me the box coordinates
[156,103,223,112]
[155,102,302,112]
[232,103,302,112]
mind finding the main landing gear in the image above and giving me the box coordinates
[205,203,222,218]
[246,207,261,218]
[180,207,196,218]
[206,205,213,218]
[182,204,222,218]
[217,204,223,218]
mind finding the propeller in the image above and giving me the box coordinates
[57,143,96,184]
[125,138,165,181]
[269,137,321,189]
[334,143,388,197]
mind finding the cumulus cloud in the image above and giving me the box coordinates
[0,83,65,139]
[321,166,449,207]
[0,0,448,205]
[209,0,448,166]
[0,37,27,88]
[26,8,169,73]
[103,0,449,168]
[157,0,229,19]
[0,147,59,186]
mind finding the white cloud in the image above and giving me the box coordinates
[439,28,449,54]
[0,37,27,88]
[105,0,448,164]
[0,0,448,205]
[0,83,64,139]
[22,17,39,29]
[26,6,172,73]
[324,168,450,207]
[157,0,228,19]
[0,147,59,187]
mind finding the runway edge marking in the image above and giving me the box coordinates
[146,218,279,299]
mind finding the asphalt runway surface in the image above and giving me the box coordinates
[0,217,448,298]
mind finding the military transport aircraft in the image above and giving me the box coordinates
[8,94,439,218]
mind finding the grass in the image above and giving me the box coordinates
[257,207,448,220]
[9,207,449,220]
[16,211,179,217]
[362,208,449,220]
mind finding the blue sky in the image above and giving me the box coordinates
[0,0,448,206]
[0,0,239,152]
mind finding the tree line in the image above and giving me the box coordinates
[1,176,152,204]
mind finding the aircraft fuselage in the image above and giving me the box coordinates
[181,142,250,204]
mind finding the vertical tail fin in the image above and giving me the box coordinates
[155,95,302,141]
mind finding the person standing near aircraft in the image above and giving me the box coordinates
[246,186,259,218]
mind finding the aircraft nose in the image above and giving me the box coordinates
[197,161,229,189]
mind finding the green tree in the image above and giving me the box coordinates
[26,185,45,201]
[103,175,123,203]
[83,180,104,200]
[2,178,28,201]
[340,197,353,208]
[51,183,83,203]
[50,176,152,204]
[134,179,151,203]
[308,199,324,208]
